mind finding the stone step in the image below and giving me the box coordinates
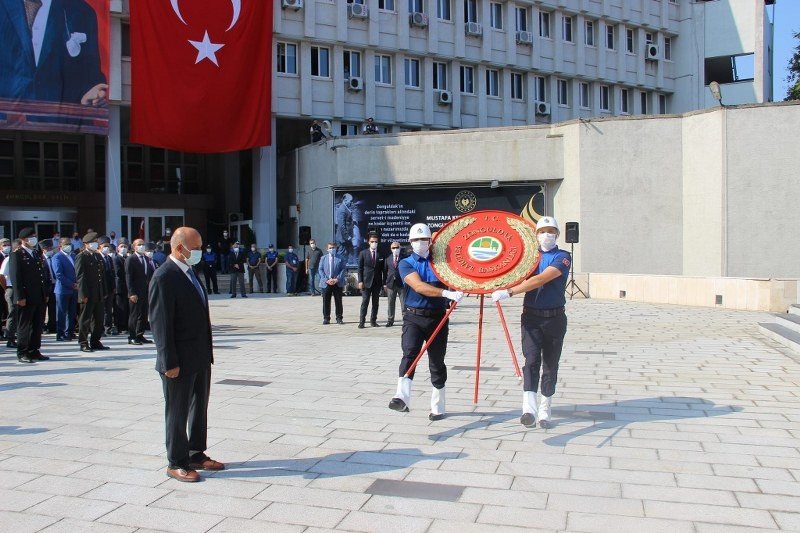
[773,313,800,335]
[759,322,800,355]
[790,304,800,316]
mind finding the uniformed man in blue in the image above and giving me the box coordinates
[389,223,463,421]
[264,245,279,293]
[246,244,264,294]
[284,245,300,295]
[491,216,571,429]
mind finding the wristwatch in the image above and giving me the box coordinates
[507,288,514,297]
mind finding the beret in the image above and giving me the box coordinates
[39,239,53,248]
[97,235,110,244]
[83,232,98,243]
[19,227,35,239]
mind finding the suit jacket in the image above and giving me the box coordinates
[9,247,48,304]
[358,248,384,289]
[228,249,246,270]
[318,253,346,289]
[125,253,152,298]
[113,254,127,295]
[0,0,105,103]
[149,259,213,375]
[42,255,56,292]
[384,252,407,290]
[51,250,76,294]
[101,253,115,294]
[75,250,105,302]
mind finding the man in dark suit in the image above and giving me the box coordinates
[52,237,77,341]
[228,241,247,298]
[0,0,107,105]
[39,239,57,334]
[0,237,10,340]
[126,238,153,345]
[149,226,223,482]
[113,241,129,336]
[98,238,117,335]
[357,232,385,328]
[75,232,108,353]
[318,243,346,325]
[9,228,49,363]
[383,241,406,328]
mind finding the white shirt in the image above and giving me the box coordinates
[0,256,11,287]
[169,254,191,277]
[61,249,75,266]
[31,0,52,67]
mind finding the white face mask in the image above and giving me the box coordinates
[182,247,202,266]
[233,247,239,253]
[206,248,211,253]
[136,245,145,254]
[88,242,99,251]
[223,233,228,238]
[100,247,110,255]
[369,242,378,251]
[119,247,128,255]
[288,248,294,253]
[251,246,257,252]
[45,250,54,258]
[61,245,72,254]
[411,240,430,257]
[2,246,11,254]
[27,237,38,247]
[537,232,557,252]
[392,248,400,256]
[145,251,153,258]
[328,248,335,255]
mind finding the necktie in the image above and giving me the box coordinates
[394,256,398,268]
[329,255,333,275]
[372,251,376,266]
[140,254,147,275]
[24,0,41,30]
[187,269,205,302]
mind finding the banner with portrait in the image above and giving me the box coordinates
[0,0,110,134]
[332,184,546,267]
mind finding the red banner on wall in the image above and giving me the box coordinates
[130,0,272,153]
[0,0,110,134]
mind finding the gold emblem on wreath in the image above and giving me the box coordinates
[454,190,477,213]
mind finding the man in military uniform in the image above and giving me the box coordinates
[246,244,264,294]
[75,232,109,353]
[9,228,50,363]
[284,245,300,295]
[264,244,278,293]
[201,245,219,294]
[99,238,118,335]
[1,239,19,347]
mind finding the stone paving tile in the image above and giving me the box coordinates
[38,518,136,532]
[16,474,102,497]
[336,510,432,533]
[476,505,568,530]
[82,482,171,506]
[207,517,306,532]
[0,510,59,531]
[26,495,122,521]
[254,502,348,528]
[149,490,268,518]
[97,503,224,532]
[0,487,52,512]
[566,512,695,533]
[362,494,482,522]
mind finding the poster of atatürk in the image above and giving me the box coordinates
[333,184,545,266]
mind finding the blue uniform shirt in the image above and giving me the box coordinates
[523,246,571,310]
[265,250,278,265]
[247,250,262,266]
[285,252,299,268]
[398,253,449,310]
[202,251,217,265]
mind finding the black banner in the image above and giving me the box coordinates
[333,184,545,266]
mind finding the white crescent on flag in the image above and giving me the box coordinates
[170,0,242,31]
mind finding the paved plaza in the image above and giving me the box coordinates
[1,294,800,532]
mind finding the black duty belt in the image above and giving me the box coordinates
[405,307,447,317]
[523,307,565,318]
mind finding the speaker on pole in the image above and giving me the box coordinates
[564,222,579,244]
[298,226,311,245]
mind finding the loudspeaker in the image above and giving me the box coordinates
[298,226,311,245]
[564,222,579,244]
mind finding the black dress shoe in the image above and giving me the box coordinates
[385,321,394,327]
[17,355,35,364]
[336,319,344,325]
[139,337,153,344]
[388,398,409,412]
[539,419,552,429]
[31,352,49,361]
[230,295,236,298]
[242,294,248,298]
[520,413,536,427]
[56,336,66,342]
[322,319,330,325]
[91,343,111,351]
[370,321,380,327]
[6,341,18,349]
[429,413,444,421]
[357,323,365,329]
[128,338,143,345]
[80,345,93,353]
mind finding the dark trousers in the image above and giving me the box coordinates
[266,267,277,292]
[44,288,56,332]
[399,311,449,388]
[229,272,245,296]
[160,367,210,469]
[322,285,343,320]
[248,266,264,293]
[203,267,218,294]
[103,292,114,329]
[78,299,104,346]
[359,284,381,323]
[4,287,16,339]
[386,286,405,322]
[55,292,77,339]
[308,267,320,294]
[285,269,297,294]
[0,290,7,337]
[520,310,567,397]
[219,254,229,274]
[128,297,148,340]
[114,293,129,332]
[16,303,44,355]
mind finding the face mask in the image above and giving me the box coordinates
[136,245,145,254]
[537,233,557,252]
[101,247,110,255]
[27,237,38,247]
[223,233,228,238]
[251,246,257,251]
[310,243,316,249]
[110,234,115,239]
[45,250,54,258]
[88,242,99,251]
[327,248,335,254]
[145,251,153,258]
[369,242,378,251]
[166,231,171,236]
[2,246,10,254]
[233,247,239,253]
[392,248,400,256]
[269,248,274,253]
[61,245,72,254]
[182,247,202,266]
[206,248,211,253]
[119,247,128,255]
[411,240,430,257]
[288,248,294,253]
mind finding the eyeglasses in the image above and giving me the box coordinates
[391,247,400,250]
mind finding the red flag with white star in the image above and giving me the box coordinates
[130,0,271,152]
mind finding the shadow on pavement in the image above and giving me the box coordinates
[0,425,50,435]
[0,367,127,377]
[0,381,67,392]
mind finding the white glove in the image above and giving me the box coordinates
[491,289,510,303]
[442,290,464,303]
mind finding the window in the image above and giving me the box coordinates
[621,88,630,113]
[557,79,568,106]
[460,65,474,94]
[464,0,477,23]
[409,0,423,12]
[511,72,524,100]
[340,124,359,136]
[404,58,420,87]
[277,42,297,74]
[625,28,635,54]
[658,94,667,114]
[348,0,365,4]
[562,16,573,43]
[490,2,502,30]
[664,37,672,60]
[606,24,615,50]
[344,50,361,78]
[645,32,654,45]
[437,0,451,20]
[539,11,550,38]
[515,7,527,32]
[599,85,609,111]
[375,54,392,84]
[19,140,81,191]
[535,76,546,101]
[486,69,499,97]
[704,53,755,84]
[433,62,448,90]
[310,46,330,77]
[121,22,130,57]
[640,91,648,114]
[379,0,395,10]
[669,0,678,4]
[585,20,595,47]
[579,82,590,108]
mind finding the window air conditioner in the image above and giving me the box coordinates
[348,3,368,18]
[516,31,533,45]
[438,90,453,104]
[465,22,483,36]
[535,102,550,115]
[646,44,659,60]
[348,77,363,91]
[281,0,303,10]
[409,11,429,27]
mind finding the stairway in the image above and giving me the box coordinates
[759,305,800,354]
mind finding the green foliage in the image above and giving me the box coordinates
[786,31,800,101]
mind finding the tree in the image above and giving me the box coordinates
[786,31,800,101]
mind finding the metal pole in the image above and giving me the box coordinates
[473,294,485,404]
[403,301,459,378]
[495,301,522,381]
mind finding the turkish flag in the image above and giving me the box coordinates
[130,0,272,152]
